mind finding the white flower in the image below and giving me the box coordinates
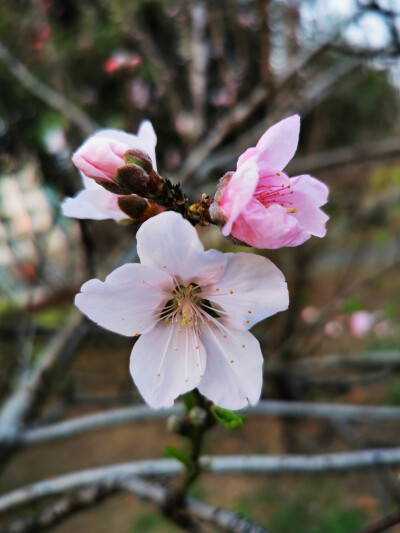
[61,120,157,221]
[75,212,289,409]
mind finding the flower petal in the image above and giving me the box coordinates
[290,174,329,207]
[288,181,329,237]
[130,322,206,408]
[198,323,263,409]
[220,159,260,235]
[75,263,173,336]
[61,186,126,221]
[256,115,300,173]
[137,212,227,285]
[205,252,288,330]
[230,201,303,249]
[236,146,259,170]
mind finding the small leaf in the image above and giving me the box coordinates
[211,406,246,430]
[164,445,194,471]
[182,391,197,412]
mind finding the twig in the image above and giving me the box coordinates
[355,508,400,533]
[5,449,400,514]
[20,399,400,447]
[0,42,98,135]
[1,477,268,533]
[0,481,118,533]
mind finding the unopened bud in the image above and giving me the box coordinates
[117,195,167,222]
[114,149,166,198]
[167,415,191,436]
[188,406,207,426]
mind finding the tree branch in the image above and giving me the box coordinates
[5,449,400,514]
[19,399,400,447]
[0,42,98,135]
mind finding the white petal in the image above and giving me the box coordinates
[198,323,263,409]
[130,322,206,408]
[204,252,289,330]
[138,120,158,170]
[137,212,227,285]
[75,263,174,336]
[61,187,126,221]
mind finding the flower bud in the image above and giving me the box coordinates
[188,406,207,426]
[117,195,167,222]
[115,149,166,198]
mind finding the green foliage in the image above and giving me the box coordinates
[211,405,246,430]
[164,445,194,472]
[344,297,364,314]
[131,511,179,532]
[234,479,365,533]
[385,379,400,406]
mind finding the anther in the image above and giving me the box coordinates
[135,332,139,336]
[230,290,234,294]
[230,360,234,364]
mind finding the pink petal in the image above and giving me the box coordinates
[236,147,259,169]
[198,323,263,409]
[130,322,206,408]
[72,138,127,181]
[230,201,304,249]
[205,252,288,330]
[256,115,300,173]
[137,212,227,286]
[288,188,329,237]
[220,160,260,235]
[75,263,173,336]
[289,174,329,207]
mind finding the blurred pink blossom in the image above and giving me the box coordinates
[104,52,142,74]
[301,306,320,324]
[211,115,329,249]
[349,311,375,338]
[324,320,344,338]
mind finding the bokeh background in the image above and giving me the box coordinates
[1,0,400,531]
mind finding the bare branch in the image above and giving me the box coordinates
[356,508,400,533]
[5,449,400,514]
[20,399,400,447]
[0,42,98,135]
[1,477,268,533]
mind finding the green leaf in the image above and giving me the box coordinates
[211,406,246,430]
[164,445,194,471]
[182,391,197,412]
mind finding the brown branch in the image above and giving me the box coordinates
[0,42,98,135]
[355,508,400,533]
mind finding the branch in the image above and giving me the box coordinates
[5,449,400,514]
[356,508,400,533]
[0,42,98,135]
[20,399,400,447]
[1,477,268,533]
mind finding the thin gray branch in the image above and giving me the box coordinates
[20,399,400,447]
[1,477,268,533]
[0,42,98,135]
[4,449,400,514]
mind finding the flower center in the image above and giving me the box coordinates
[254,178,296,213]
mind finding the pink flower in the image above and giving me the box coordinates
[62,120,157,221]
[75,212,289,409]
[211,115,329,249]
[349,311,375,338]
[72,120,157,184]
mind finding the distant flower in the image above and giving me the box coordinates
[75,212,289,409]
[349,311,375,338]
[324,320,344,338]
[210,115,329,249]
[104,52,142,74]
[62,120,157,221]
[301,306,320,324]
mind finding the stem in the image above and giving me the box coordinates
[179,390,214,497]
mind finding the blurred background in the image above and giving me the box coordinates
[1,0,400,531]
